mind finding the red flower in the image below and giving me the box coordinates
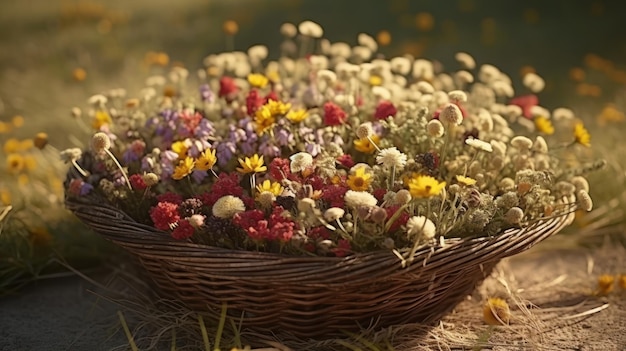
[265,90,279,104]
[336,154,355,168]
[218,76,239,100]
[372,188,387,203]
[171,219,195,240]
[268,205,297,242]
[322,184,348,208]
[269,157,291,181]
[385,205,409,232]
[246,89,264,116]
[323,102,347,126]
[374,100,397,120]
[157,192,183,204]
[197,172,244,206]
[129,174,147,191]
[179,110,203,134]
[305,175,326,191]
[510,94,538,119]
[308,226,331,240]
[233,206,297,242]
[233,209,266,234]
[331,239,352,257]
[150,202,180,231]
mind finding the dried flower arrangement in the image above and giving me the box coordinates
[63,21,599,263]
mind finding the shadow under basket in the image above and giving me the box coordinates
[66,195,570,339]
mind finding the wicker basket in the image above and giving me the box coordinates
[65,194,571,338]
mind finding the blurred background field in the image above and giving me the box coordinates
[0,0,625,349]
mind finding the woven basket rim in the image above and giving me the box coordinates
[64,192,572,263]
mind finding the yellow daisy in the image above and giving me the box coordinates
[195,149,217,171]
[346,167,372,191]
[247,73,269,88]
[534,116,554,135]
[237,154,267,174]
[254,105,276,135]
[172,157,195,180]
[92,110,112,130]
[407,175,446,198]
[353,134,380,154]
[286,109,308,123]
[455,175,477,186]
[256,179,283,196]
[573,122,591,147]
[171,140,188,159]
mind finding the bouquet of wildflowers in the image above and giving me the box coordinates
[64,21,598,260]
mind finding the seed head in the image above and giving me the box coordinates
[92,132,111,152]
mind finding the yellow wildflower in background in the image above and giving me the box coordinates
[266,70,280,83]
[596,274,614,295]
[172,157,194,180]
[247,73,269,88]
[455,175,476,186]
[171,141,188,159]
[286,109,308,123]
[92,110,112,130]
[6,154,25,173]
[72,67,87,81]
[346,167,372,191]
[266,99,291,115]
[0,188,11,205]
[407,175,446,198]
[237,154,267,174]
[0,121,11,133]
[483,298,510,325]
[24,155,37,171]
[17,174,29,186]
[534,116,554,135]
[19,139,34,151]
[256,179,283,196]
[12,115,24,127]
[354,134,380,153]
[254,105,276,135]
[573,122,591,147]
[195,149,217,171]
[3,138,20,154]
[369,75,383,86]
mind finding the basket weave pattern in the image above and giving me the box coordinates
[67,195,569,338]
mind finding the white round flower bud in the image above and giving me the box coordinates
[523,72,545,93]
[212,195,245,219]
[324,207,345,222]
[448,90,467,103]
[406,216,436,239]
[426,119,445,137]
[505,207,524,224]
[356,122,374,139]
[298,20,323,38]
[454,52,476,70]
[439,103,463,125]
[92,132,111,152]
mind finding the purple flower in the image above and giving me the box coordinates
[159,150,179,179]
[216,141,236,166]
[80,182,93,195]
[192,170,208,183]
[199,84,214,103]
[275,128,293,147]
[194,118,215,139]
[122,139,146,164]
[188,139,211,157]
[259,141,280,158]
